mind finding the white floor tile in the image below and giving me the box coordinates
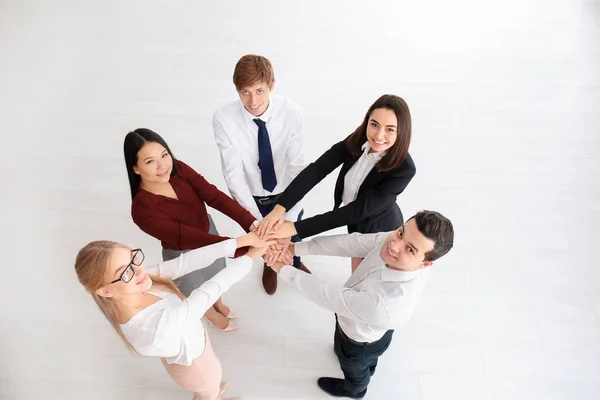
[282,337,338,369]
[481,347,600,381]
[364,373,419,400]
[539,322,600,353]
[0,379,148,400]
[418,375,572,400]
[378,343,484,376]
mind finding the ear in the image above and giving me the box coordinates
[270,80,276,91]
[133,165,141,175]
[96,287,114,298]
[418,260,434,269]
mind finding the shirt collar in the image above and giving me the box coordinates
[241,96,274,123]
[371,250,422,282]
[361,141,387,160]
[380,265,422,282]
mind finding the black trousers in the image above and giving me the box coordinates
[333,320,394,396]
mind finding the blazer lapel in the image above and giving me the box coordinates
[334,160,355,208]
[357,168,387,196]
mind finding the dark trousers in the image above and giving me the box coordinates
[254,197,303,268]
[333,320,394,397]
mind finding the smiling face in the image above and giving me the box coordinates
[366,107,399,153]
[380,218,436,271]
[132,141,173,185]
[237,80,274,117]
[96,246,152,298]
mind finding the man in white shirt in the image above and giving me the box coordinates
[213,54,310,295]
[270,210,454,399]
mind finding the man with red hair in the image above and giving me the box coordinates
[213,54,310,295]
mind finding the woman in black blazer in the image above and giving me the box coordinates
[256,94,416,272]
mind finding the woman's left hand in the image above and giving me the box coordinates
[266,221,298,240]
[256,205,286,238]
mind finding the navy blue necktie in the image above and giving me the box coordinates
[253,118,277,192]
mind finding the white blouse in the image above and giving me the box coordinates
[120,239,252,366]
[342,142,386,205]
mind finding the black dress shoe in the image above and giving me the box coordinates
[317,377,366,399]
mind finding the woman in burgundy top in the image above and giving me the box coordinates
[124,128,256,331]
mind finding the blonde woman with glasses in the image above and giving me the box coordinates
[74,232,271,400]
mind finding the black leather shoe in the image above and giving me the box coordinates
[317,377,366,399]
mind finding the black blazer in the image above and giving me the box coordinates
[277,137,416,238]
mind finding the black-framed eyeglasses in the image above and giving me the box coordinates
[110,249,145,284]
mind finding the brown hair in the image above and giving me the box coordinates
[346,94,412,172]
[408,210,454,262]
[233,54,275,90]
[74,241,185,354]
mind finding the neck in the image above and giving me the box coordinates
[140,180,168,194]
[385,263,419,272]
[114,292,148,311]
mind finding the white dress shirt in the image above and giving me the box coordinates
[279,232,429,343]
[213,95,306,221]
[342,142,386,205]
[120,239,252,366]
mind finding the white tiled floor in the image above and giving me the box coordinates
[1,0,599,399]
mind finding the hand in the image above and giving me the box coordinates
[269,260,285,273]
[274,237,291,257]
[263,245,279,267]
[280,249,294,265]
[256,205,286,238]
[263,238,290,266]
[246,245,270,260]
[266,220,298,239]
[236,232,274,249]
[287,243,296,258]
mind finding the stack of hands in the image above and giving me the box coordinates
[249,205,297,270]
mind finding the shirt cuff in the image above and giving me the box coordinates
[279,265,297,283]
[225,239,237,257]
[284,201,303,225]
[284,210,299,224]
[293,241,310,257]
[225,254,254,270]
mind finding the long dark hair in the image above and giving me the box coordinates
[123,128,178,199]
[346,94,412,172]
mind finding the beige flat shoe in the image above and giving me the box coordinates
[218,381,243,400]
[206,318,238,332]
[219,381,228,396]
